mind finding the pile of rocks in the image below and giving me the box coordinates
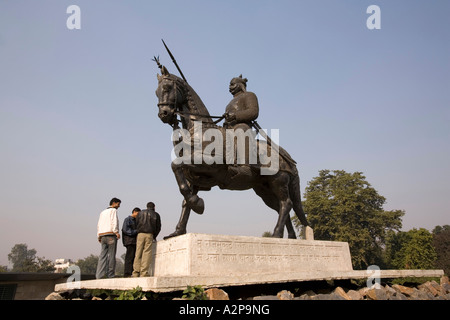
[247,276,450,300]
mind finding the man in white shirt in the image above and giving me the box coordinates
[95,198,121,279]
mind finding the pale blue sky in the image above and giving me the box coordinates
[1,1,449,266]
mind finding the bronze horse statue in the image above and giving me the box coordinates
[155,65,309,239]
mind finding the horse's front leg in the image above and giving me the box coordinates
[171,162,204,214]
[164,199,191,239]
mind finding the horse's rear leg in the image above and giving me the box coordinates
[285,216,296,239]
[253,186,296,239]
[270,173,293,238]
[273,198,292,238]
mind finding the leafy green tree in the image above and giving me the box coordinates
[7,243,54,272]
[432,225,450,275]
[385,228,437,270]
[76,254,124,276]
[115,258,124,276]
[432,225,450,234]
[34,256,55,272]
[294,170,404,269]
[76,254,98,274]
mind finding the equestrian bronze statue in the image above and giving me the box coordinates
[154,55,309,240]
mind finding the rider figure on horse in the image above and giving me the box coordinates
[222,75,260,182]
[224,75,259,131]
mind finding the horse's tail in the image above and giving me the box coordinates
[289,171,309,226]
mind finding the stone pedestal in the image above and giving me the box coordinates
[150,233,352,277]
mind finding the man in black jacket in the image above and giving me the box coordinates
[132,202,162,277]
[122,207,140,277]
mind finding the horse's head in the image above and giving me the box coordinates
[155,66,184,126]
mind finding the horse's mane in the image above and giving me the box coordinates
[167,73,213,125]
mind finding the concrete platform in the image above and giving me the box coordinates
[54,269,444,293]
[54,233,444,293]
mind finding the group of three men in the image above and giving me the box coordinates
[95,198,162,279]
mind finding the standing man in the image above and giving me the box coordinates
[132,202,161,277]
[96,197,121,279]
[121,207,140,277]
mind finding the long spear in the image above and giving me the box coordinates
[252,120,297,166]
[161,39,188,83]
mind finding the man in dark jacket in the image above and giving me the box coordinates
[132,202,162,277]
[121,207,140,277]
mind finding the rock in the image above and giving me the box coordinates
[440,276,449,286]
[310,293,345,300]
[80,291,93,300]
[58,289,75,299]
[306,293,341,300]
[398,292,409,300]
[358,287,370,299]
[366,289,376,300]
[333,287,351,300]
[205,288,229,300]
[92,296,102,300]
[277,290,294,300]
[409,288,431,300]
[302,290,316,296]
[329,292,346,300]
[347,290,363,300]
[45,292,64,300]
[310,294,331,300]
[392,284,416,297]
[296,290,317,300]
[366,288,388,300]
[430,280,443,294]
[441,283,450,294]
[384,285,397,299]
[390,292,408,300]
[418,281,440,297]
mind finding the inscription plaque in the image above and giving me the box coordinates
[150,233,353,277]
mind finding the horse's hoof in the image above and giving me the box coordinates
[163,231,186,240]
[272,231,283,238]
[188,195,204,215]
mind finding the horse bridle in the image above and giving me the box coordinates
[158,77,225,128]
